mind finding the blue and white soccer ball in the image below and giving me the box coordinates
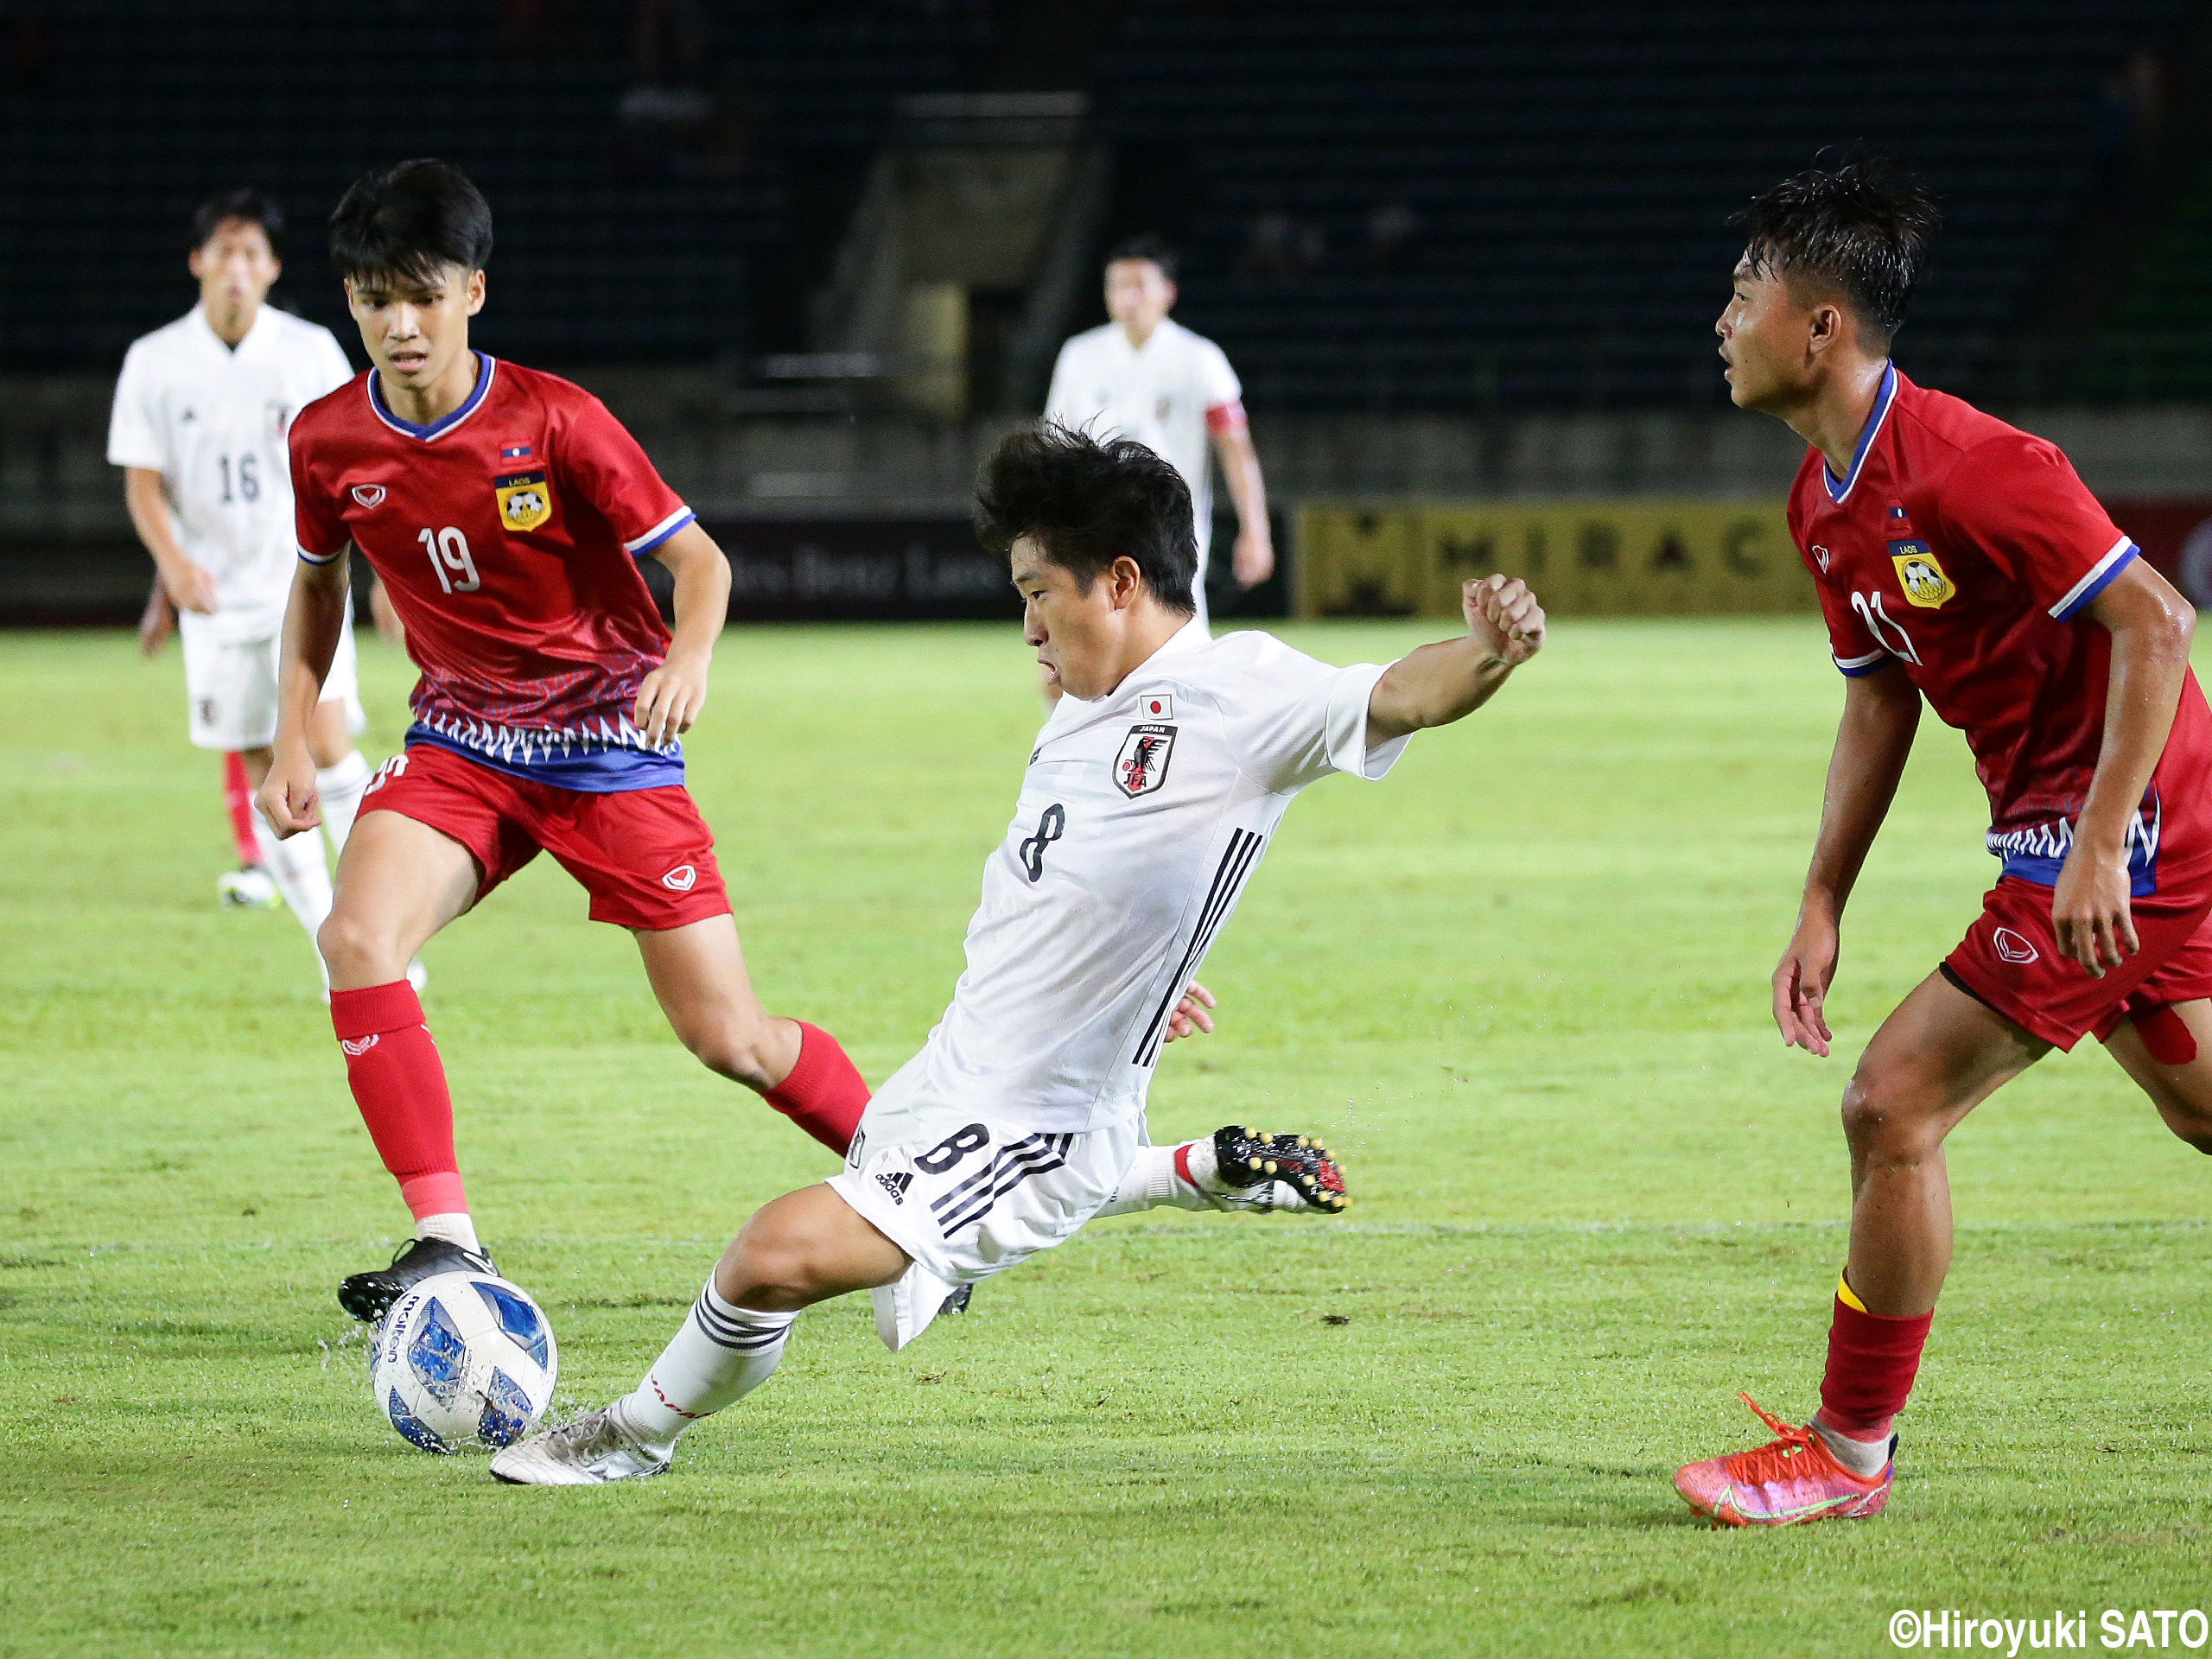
[369,1271,559,1453]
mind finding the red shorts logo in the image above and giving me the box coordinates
[340,1034,380,1058]
[661,864,698,892]
[1992,927,2040,965]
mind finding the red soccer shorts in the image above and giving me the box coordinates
[1943,874,2212,1050]
[358,743,732,931]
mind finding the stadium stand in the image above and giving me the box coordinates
[0,0,995,372]
[1092,0,2196,410]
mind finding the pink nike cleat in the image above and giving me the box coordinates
[1673,1394,1892,1528]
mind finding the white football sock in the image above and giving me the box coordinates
[251,815,333,964]
[315,749,372,851]
[1090,1142,1211,1217]
[616,1279,796,1448]
[415,1211,480,1254]
[1811,1412,1893,1478]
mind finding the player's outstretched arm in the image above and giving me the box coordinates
[1774,664,1921,1057]
[1365,573,1544,746]
[2056,560,2197,976]
[633,523,732,747]
[257,552,352,838]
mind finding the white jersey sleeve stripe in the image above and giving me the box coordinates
[298,544,342,566]
[623,506,696,555]
[1834,646,1891,677]
[2048,534,2138,622]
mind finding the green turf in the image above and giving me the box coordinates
[3,619,2206,1657]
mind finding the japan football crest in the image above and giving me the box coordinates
[495,469,553,532]
[1115,723,1176,798]
[1890,541,1955,609]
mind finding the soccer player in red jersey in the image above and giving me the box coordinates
[1674,160,2212,1526]
[258,161,873,1321]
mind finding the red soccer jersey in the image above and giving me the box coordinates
[1792,365,2212,897]
[289,353,696,790]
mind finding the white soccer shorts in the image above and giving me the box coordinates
[828,1079,1142,1352]
[181,615,362,752]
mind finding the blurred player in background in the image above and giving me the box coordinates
[264,160,876,1321]
[109,189,376,967]
[1675,160,2212,1527]
[1046,236,1272,628]
[489,425,1544,1485]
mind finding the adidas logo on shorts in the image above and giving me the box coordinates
[876,1171,912,1205]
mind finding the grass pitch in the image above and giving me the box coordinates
[3,618,2207,1658]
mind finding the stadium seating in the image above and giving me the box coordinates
[0,0,995,370]
[1093,0,2193,409]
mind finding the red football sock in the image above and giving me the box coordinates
[223,752,260,867]
[763,1021,869,1155]
[331,982,467,1220]
[1817,1277,1932,1440]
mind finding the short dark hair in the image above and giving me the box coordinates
[1735,157,1940,345]
[975,423,1198,616]
[192,188,283,255]
[327,159,493,286]
[1104,233,1179,284]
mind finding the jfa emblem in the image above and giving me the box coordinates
[264,400,292,439]
[1890,541,1955,609]
[1115,723,1176,798]
[495,469,553,532]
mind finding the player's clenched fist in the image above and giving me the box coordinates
[1464,573,1544,664]
[633,647,711,748]
[256,749,322,840]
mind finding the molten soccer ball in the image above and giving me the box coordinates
[370,1270,559,1453]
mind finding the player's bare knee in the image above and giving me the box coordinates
[715,1225,813,1310]
[2161,1108,2212,1155]
[315,908,399,983]
[1840,1068,1939,1161]
[680,1014,781,1093]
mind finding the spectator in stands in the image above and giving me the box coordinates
[1238,208,1324,281]
[1045,236,1274,631]
[1364,199,1419,274]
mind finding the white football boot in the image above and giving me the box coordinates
[217,866,280,909]
[490,1405,672,1485]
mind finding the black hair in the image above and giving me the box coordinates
[975,423,1198,616]
[192,188,283,255]
[1104,233,1179,284]
[1735,157,1940,346]
[327,159,493,286]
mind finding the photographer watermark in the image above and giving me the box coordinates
[1890,1610,2210,1651]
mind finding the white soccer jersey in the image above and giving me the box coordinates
[1044,318,1244,565]
[877,619,1410,1136]
[107,305,353,646]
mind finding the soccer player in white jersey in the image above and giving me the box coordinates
[108,190,375,984]
[492,424,1545,1484]
[1045,236,1273,627]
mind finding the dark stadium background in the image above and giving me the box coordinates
[4,0,2209,625]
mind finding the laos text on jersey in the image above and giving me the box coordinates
[868,620,1413,1137]
[107,305,353,646]
[1792,365,2212,899]
[289,354,696,790]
